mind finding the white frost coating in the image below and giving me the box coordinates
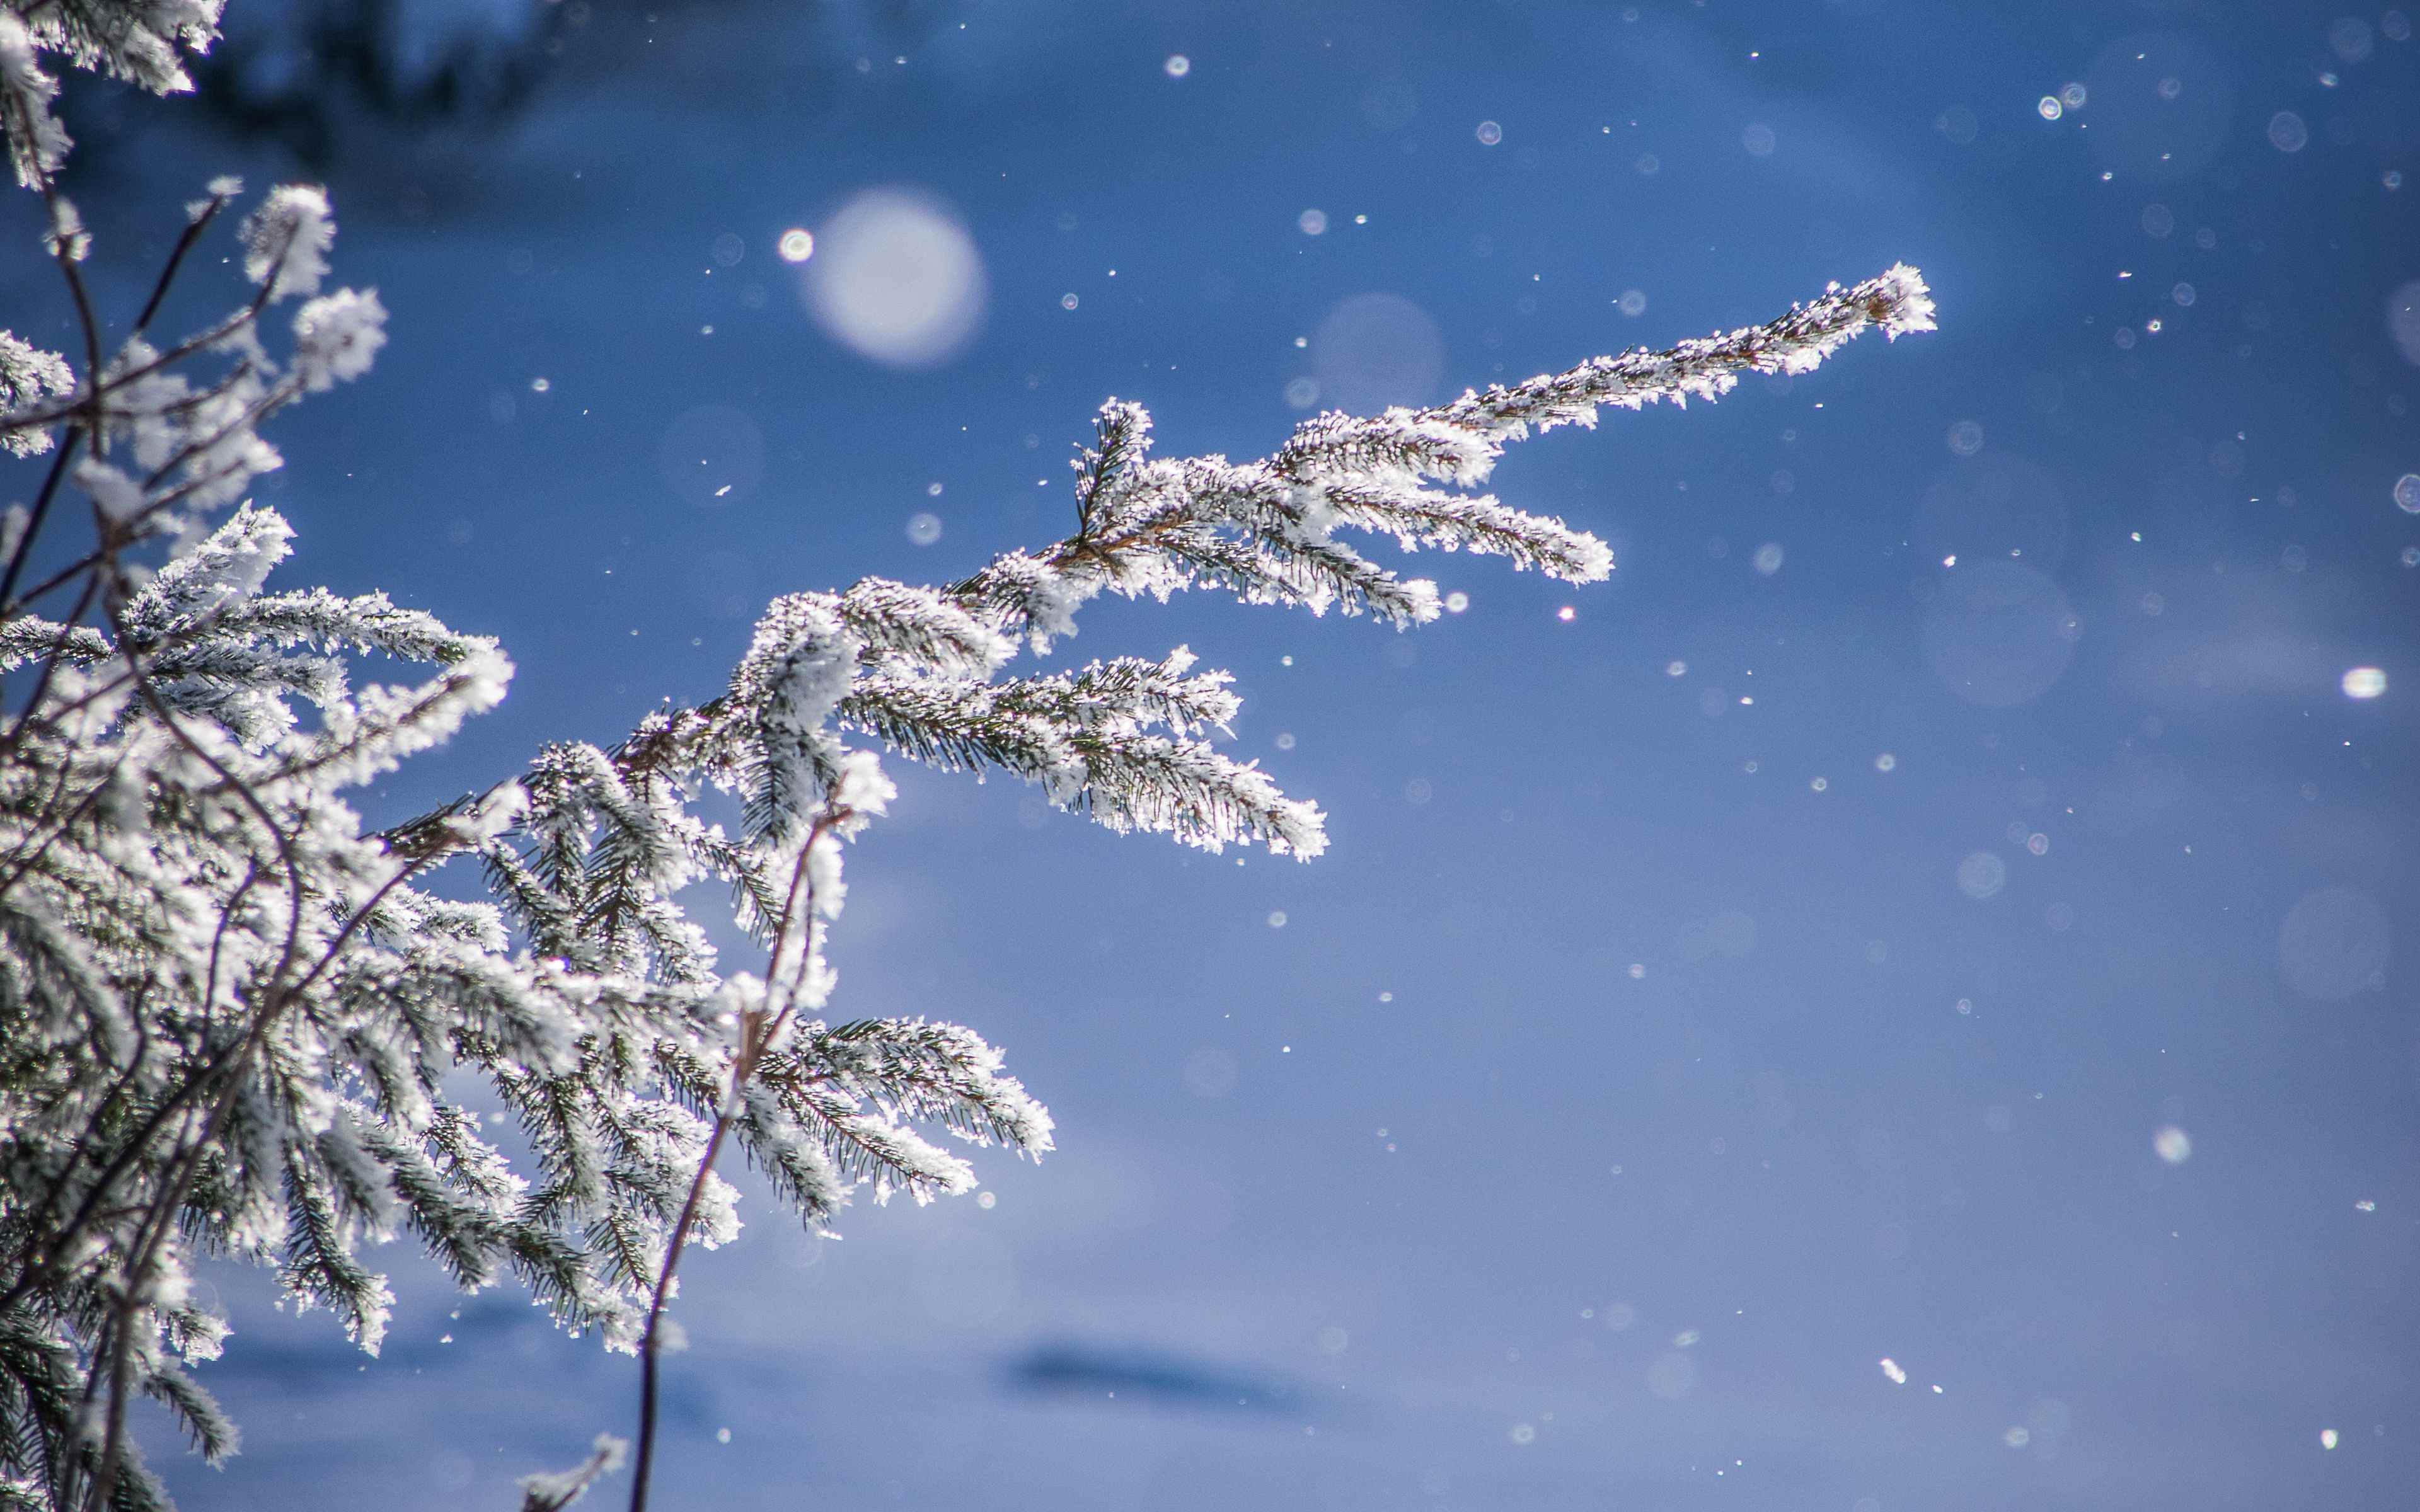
[8,0,224,100]
[72,458,147,520]
[240,185,335,300]
[442,780,529,847]
[291,288,387,391]
[805,830,846,919]
[832,748,895,820]
[0,330,72,456]
[0,14,70,188]
[129,501,295,623]
[517,1433,629,1512]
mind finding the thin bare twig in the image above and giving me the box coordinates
[627,811,841,1512]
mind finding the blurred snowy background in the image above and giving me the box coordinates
[13,1,2418,1508]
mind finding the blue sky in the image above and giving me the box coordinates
[20,1,2418,1507]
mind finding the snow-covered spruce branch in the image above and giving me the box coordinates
[434,265,1929,1509]
[0,10,1933,1508]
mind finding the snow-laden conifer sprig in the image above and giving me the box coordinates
[412,263,1928,1509]
[0,43,1935,1509]
[0,163,533,1512]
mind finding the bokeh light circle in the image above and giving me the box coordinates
[1922,561,2082,706]
[802,188,988,368]
[1312,293,1444,415]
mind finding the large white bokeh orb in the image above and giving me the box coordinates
[803,188,988,368]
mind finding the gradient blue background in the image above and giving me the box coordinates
[13,1,2419,1508]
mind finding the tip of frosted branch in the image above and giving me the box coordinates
[1867,263,1937,339]
[1564,533,1615,584]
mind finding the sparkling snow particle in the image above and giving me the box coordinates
[1061,292,1079,310]
[2037,96,2063,121]
[1881,1358,1908,1385]
[1627,963,1645,979]
[906,512,943,546]
[1752,542,1784,575]
[2356,1199,2377,1212]
[1476,120,1503,145]
[1274,731,1296,750]
[1875,752,1898,772]
[1742,123,1776,155]
[977,1191,996,1209]
[1284,376,1321,409]
[1509,1424,1536,1445]
[777,229,814,262]
[1666,660,1686,677]
[2005,1427,2031,1449]
[1163,54,1190,77]
[2153,1126,2192,1164]
[1557,605,1576,621]
[1267,910,1288,928]
[2392,474,2420,513]
[1618,289,1648,317]
[2342,667,2387,698]
[2321,1429,2339,1450]
[1444,591,1470,614]
[1947,420,1985,455]
[2267,112,2310,152]
[1298,208,1328,236]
